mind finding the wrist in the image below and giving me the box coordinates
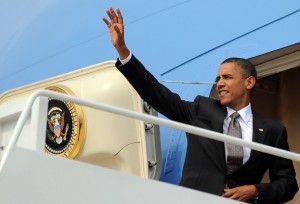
[253,185,259,198]
[116,44,130,60]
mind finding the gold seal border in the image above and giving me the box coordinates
[45,85,85,159]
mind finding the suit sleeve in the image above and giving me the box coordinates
[115,55,198,124]
[255,127,298,203]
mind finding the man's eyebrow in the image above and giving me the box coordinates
[215,74,233,81]
[221,74,233,78]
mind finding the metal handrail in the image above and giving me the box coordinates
[1,89,300,171]
[160,80,216,85]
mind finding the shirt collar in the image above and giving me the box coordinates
[226,104,252,123]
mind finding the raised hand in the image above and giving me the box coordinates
[103,7,130,59]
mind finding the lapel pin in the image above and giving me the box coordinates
[259,128,264,132]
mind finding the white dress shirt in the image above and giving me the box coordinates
[119,52,132,65]
[224,104,253,164]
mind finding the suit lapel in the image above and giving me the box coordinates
[249,112,267,161]
[210,108,227,172]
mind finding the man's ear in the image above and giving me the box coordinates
[245,76,256,90]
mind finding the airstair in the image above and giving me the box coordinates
[0,61,299,203]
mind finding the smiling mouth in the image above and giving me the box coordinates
[218,90,228,96]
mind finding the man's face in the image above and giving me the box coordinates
[215,62,253,111]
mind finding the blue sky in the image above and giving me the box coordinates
[1,0,300,98]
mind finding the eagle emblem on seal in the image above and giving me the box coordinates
[47,107,69,144]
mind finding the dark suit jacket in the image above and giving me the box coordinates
[115,55,298,203]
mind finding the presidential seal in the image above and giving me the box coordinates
[45,86,85,159]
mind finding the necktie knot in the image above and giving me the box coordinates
[230,112,240,127]
[230,112,240,120]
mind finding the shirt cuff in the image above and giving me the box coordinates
[119,52,132,65]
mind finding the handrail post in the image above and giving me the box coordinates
[31,96,49,152]
[0,91,40,171]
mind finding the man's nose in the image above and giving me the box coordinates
[216,78,224,87]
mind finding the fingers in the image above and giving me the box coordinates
[102,17,111,27]
[103,7,123,26]
[109,7,118,22]
[223,188,242,200]
[222,189,234,198]
[222,186,255,202]
[116,8,123,24]
[223,189,240,200]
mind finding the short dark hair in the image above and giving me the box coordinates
[221,57,257,80]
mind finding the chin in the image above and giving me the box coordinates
[220,99,229,107]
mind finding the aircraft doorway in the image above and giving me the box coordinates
[252,66,300,204]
